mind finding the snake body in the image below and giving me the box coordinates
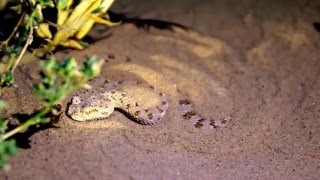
[179,98,229,129]
[67,80,169,125]
[67,52,231,128]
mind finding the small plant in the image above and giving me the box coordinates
[0,0,117,88]
[0,0,117,170]
[34,0,118,56]
[0,55,104,169]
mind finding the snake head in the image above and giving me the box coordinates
[67,94,114,121]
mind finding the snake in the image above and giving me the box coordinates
[178,98,230,130]
[67,54,230,128]
[67,80,169,125]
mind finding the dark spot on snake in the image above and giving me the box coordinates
[179,99,191,105]
[209,119,216,126]
[111,90,116,94]
[108,54,115,59]
[126,57,132,62]
[195,122,203,128]
[104,79,111,83]
[183,111,196,119]
[134,110,141,116]
[195,118,206,128]
[148,113,153,119]
[221,119,228,124]
[55,104,62,111]
[149,85,155,89]
[145,109,149,113]
[118,81,123,84]
[135,102,139,106]
[162,101,167,105]
[209,119,219,128]
[156,106,164,113]
[159,92,163,96]
[126,104,131,109]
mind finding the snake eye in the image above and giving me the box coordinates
[72,96,82,105]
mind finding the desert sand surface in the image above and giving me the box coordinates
[2,0,320,179]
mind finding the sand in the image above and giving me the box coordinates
[2,0,320,179]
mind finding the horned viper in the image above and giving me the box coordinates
[67,79,229,129]
[67,80,169,125]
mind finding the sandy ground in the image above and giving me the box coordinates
[2,0,320,179]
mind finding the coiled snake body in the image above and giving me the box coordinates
[67,79,229,129]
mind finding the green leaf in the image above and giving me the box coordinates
[58,57,77,76]
[0,101,6,110]
[0,139,18,169]
[83,56,102,77]
[40,56,56,76]
[4,140,18,155]
[0,72,14,86]
[57,0,72,10]
[0,120,8,134]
